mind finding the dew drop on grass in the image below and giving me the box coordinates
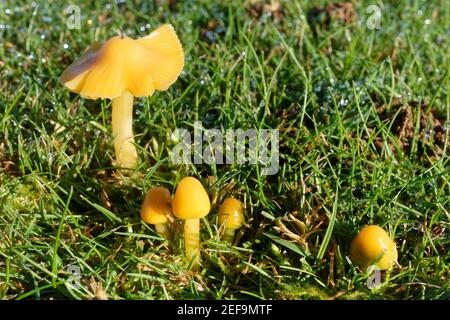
[46,153,54,165]
[424,19,431,25]
[63,43,70,50]
[259,101,266,109]
[5,8,11,15]
[445,124,450,133]
[339,98,348,107]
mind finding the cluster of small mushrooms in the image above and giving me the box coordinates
[139,179,398,272]
[60,24,398,274]
[140,177,245,270]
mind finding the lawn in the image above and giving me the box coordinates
[0,0,449,300]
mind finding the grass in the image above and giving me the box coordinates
[0,0,449,300]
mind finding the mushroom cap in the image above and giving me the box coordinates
[172,177,210,220]
[60,24,184,100]
[349,225,398,270]
[140,187,172,225]
[218,197,244,230]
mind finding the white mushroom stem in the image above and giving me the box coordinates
[112,92,138,169]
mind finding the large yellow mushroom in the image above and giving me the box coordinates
[60,24,184,169]
[349,225,398,270]
[172,177,210,270]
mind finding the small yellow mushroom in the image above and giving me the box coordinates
[140,187,173,239]
[218,197,244,244]
[172,177,210,270]
[349,225,398,270]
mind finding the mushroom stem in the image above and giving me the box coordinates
[222,228,235,244]
[112,91,138,169]
[184,218,201,270]
[154,223,172,239]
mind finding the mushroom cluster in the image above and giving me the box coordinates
[138,175,400,278]
[139,177,398,277]
[139,176,210,271]
[60,24,184,170]
[139,177,246,271]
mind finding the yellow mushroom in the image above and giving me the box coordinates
[60,24,184,169]
[140,187,173,239]
[218,197,244,244]
[349,225,398,270]
[172,177,210,270]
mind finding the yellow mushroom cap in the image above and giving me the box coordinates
[60,24,184,100]
[218,197,244,230]
[349,225,398,270]
[140,187,172,225]
[172,177,210,220]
